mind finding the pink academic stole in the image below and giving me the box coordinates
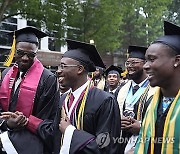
[0,58,44,117]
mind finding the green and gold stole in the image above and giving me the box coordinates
[134,88,180,154]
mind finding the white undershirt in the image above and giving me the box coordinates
[14,72,23,93]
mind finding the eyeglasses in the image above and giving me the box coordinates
[16,50,37,58]
[125,60,144,67]
[58,64,79,70]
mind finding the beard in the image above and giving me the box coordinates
[129,69,144,81]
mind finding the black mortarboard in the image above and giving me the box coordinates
[153,21,180,53]
[10,26,48,44]
[63,39,105,72]
[4,26,48,67]
[104,65,123,77]
[128,45,147,60]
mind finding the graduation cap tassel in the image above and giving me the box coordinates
[121,69,128,77]
[4,32,16,67]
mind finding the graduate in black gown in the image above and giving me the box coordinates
[38,39,121,154]
[116,46,156,153]
[104,65,124,98]
[0,27,59,154]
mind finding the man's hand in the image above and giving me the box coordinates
[59,117,71,134]
[0,111,28,129]
[121,116,132,130]
[123,118,141,134]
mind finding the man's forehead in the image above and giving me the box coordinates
[61,57,79,64]
[146,43,170,56]
[108,73,118,76]
[16,42,38,51]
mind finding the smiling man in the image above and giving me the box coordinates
[0,27,59,154]
[117,45,149,116]
[38,39,121,154]
[134,21,180,154]
[104,65,123,98]
[117,45,155,153]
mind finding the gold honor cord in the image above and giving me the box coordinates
[136,84,150,121]
[4,32,16,67]
[76,80,91,130]
[60,81,91,147]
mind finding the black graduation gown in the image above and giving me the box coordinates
[38,87,121,154]
[105,82,126,99]
[0,68,59,154]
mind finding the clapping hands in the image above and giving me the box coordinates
[0,111,28,130]
[121,116,141,134]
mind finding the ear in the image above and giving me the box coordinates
[77,65,85,74]
[174,55,180,68]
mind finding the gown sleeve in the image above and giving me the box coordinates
[70,96,121,154]
[26,69,60,133]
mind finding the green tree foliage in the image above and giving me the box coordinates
[119,0,172,52]
[165,0,180,25]
[0,0,66,46]
[66,0,123,53]
[0,0,179,54]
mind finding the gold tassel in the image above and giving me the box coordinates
[4,32,16,67]
[121,69,128,77]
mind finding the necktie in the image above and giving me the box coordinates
[68,93,74,109]
[132,85,139,95]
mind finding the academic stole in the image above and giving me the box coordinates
[0,59,43,117]
[135,88,180,154]
[125,79,149,110]
[60,81,92,145]
[0,64,18,110]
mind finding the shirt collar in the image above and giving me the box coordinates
[71,81,89,103]
[109,87,117,93]
[131,78,148,87]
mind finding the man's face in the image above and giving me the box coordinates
[94,68,101,79]
[107,73,120,88]
[57,57,81,89]
[56,70,70,93]
[125,57,145,80]
[143,43,175,87]
[15,42,37,72]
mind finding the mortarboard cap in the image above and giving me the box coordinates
[104,65,123,77]
[63,39,105,72]
[128,45,147,60]
[153,21,180,53]
[10,26,48,44]
[4,26,47,67]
